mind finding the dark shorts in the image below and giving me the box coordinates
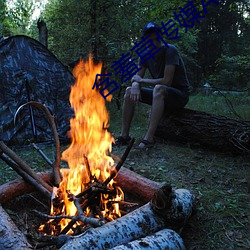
[140,87,189,112]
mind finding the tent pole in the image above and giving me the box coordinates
[24,78,38,142]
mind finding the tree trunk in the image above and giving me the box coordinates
[0,204,32,249]
[155,108,250,154]
[37,19,48,47]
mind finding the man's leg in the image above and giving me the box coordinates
[139,85,166,147]
[120,87,136,138]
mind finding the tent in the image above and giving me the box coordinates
[0,35,75,145]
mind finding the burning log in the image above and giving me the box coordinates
[110,228,185,250]
[156,108,250,154]
[104,137,135,185]
[59,185,195,250]
[0,204,32,249]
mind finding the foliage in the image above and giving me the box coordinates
[0,0,11,36]
[195,0,250,89]
[5,0,35,35]
[208,54,250,89]
[2,0,250,90]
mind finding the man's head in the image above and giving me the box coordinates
[142,22,161,48]
[142,22,161,38]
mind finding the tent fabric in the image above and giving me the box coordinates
[0,35,74,144]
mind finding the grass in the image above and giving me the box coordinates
[186,93,250,120]
[0,94,249,249]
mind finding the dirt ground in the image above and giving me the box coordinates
[113,139,250,250]
[1,138,249,249]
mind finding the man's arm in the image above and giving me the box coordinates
[129,66,146,102]
[132,64,176,87]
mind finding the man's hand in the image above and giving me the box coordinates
[131,75,142,83]
[130,82,141,102]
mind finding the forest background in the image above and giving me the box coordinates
[1,0,250,94]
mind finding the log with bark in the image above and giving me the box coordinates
[0,167,159,205]
[59,185,195,250]
[0,204,32,249]
[0,171,53,205]
[110,228,186,250]
[155,108,250,154]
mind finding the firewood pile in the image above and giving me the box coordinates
[0,139,196,250]
[0,57,197,249]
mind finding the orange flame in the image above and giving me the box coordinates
[44,55,123,234]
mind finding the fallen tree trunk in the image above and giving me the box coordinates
[60,186,195,250]
[0,204,32,249]
[110,228,185,250]
[155,108,250,154]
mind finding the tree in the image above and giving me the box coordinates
[195,0,250,89]
[0,0,12,36]
[5,0,35,35]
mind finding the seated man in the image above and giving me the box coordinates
[116,22,191,148]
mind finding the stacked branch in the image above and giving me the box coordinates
[33,139,136,236]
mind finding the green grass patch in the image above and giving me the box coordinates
[186,94,250,120]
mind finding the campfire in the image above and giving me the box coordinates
[39,55,127,236]
[0,55,196,249]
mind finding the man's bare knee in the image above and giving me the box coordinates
[153,84,166,98]
[124,87,132,99]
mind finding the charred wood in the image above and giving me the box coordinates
[104,138,135,186]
